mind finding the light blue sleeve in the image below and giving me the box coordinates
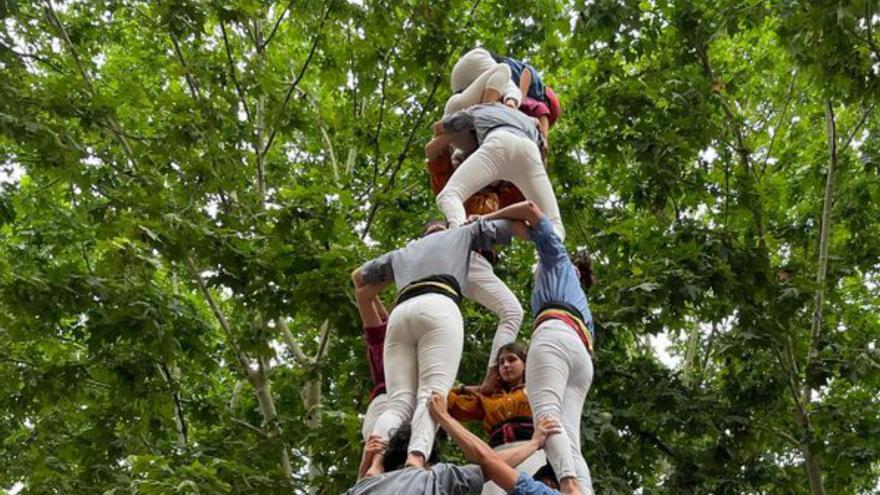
[528,216,568,267]
[510,471,559,495]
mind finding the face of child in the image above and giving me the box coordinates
[497,351,525,386]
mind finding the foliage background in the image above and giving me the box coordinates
[1,0,879,493]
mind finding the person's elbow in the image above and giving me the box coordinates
[351,268,364,288]
[524,201,544,224]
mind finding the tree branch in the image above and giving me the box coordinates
[277,318,311,364]
[186,256,252,375]
[261,1,332,157]
[760,71,798,177]
[360,76,442,239]
[158,360,189,449]
[169,31,202,102]
[803,101,837,389]
[841,103,876,151]
[314,319,332,361]
[43,1,93,93]
[44,0,136,161]
[865,2,880,63]
[220,20,252,123]
[261,0,296,50]
[231,417,268,437]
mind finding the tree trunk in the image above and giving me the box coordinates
[250,366,294,480]
[798,99,837,495]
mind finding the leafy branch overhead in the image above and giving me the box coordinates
[0,1,878,494]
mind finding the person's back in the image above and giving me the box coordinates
[346,463,483,495]
[363,219,513,292]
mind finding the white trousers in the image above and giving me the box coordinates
[526,320,594,495]
[464,253,524,371]
[437,130,565,241]
[446,48,522,115]
[370,294,464,458]
[362,393,389,441]
[481,441,547,495]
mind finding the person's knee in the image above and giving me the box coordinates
[502,301,524,327]
[388,393,416,416]
[436,188,463,207]
[487,64,511,92]
[534,408,565,425]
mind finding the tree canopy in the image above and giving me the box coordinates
[1,1,878,494]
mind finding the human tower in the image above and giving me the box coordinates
[349,48,595,495]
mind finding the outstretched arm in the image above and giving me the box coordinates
[428,393,520,491]
[481,200,544,227]
[494,416,561,469]
[429,393,561,492]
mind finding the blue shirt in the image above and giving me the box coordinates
[510,471,559,495]
[497,56,545,101]
[529,217,594,336]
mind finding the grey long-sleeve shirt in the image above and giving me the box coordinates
[345,464,484,494]
[360,219,514,292]
[442,103,543,148]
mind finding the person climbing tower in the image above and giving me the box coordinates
[488,51,562,155]
[478,200,596,495]
[427,102,565,241]
[445,47,523,115]
[447,342,546,495]
[351,217,517,477]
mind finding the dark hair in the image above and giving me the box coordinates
[496,342,528,368]
[533,463,559,489]
[573,250,594,291]
[421,220,448,238]
[382,424,442,472]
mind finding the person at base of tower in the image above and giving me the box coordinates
[476,200,596,495]
[448,342,546,495]
[352,218,517,477]
[428,393,574,495]
[349,413,562,494]
[426,103,565,241]
[352,272,390,449]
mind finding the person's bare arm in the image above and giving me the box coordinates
[353,270,384,327]
[358,435,387,479]
[481,201,544,227]
[428,393,520,491]
[519,69,532,101]
[494,416,561,468]
[466,214,530,240]
[352,267,391,305]
[478,368,502,395]
[425,133,456,161]
[539,115,550,161]
[372,297,388,322]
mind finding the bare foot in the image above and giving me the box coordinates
[405,452,426,469]
[481,88,502,104]
[363,454,385,478]
[559,477,583,495]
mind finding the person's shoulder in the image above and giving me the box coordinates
[432,463,483,482]
[510,471,558,495]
